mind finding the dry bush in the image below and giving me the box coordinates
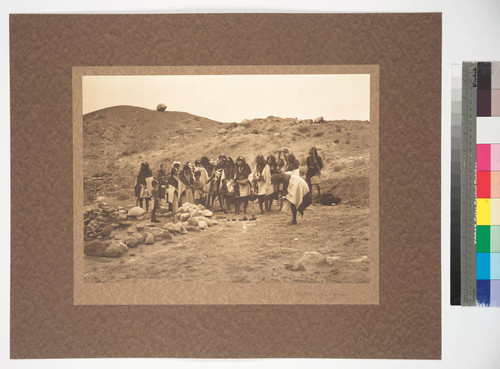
[251,129,260,134]
[297,126,310,134]
[313,131,324,137]
[334,165,343,172]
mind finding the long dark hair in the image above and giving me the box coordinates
[255,154,266,173]
[266,155,278,174]
[286,154,299,171]
[139,162,153,178]
[309,147,323,169]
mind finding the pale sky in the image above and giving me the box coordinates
[82,74,370,122]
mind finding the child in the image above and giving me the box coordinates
[193,171,205,205]
[151,179,160,223]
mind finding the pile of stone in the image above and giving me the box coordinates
[165,202,218,233]
[84,202,120,241]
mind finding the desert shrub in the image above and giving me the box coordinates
[118,148,138,158]
[336,126,342,132]
[297,126,310,134]
[334,139,340,143]
[251,129,260,134]
[334,165,343,172]
[313,132,324,137]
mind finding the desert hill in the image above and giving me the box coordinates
[83,105,371,207]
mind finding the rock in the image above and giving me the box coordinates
[314,116,324,123]
[164,222,183,234]
[132,232,145,243]
[197,204,205,210]
[250,215,257,221]
[136,224,145,231]
[350,255,369,263]
[326,256,341,266]
[198,220,208,230]
[154,230,172,240]
[144,232,155,244]
[118,213,127,221]
[119,221,133,227]
[242,216,248,221]
[216,215,226,220]
[136,215,147,221]
[295,251,326,270]
[156,103,167,112]
[123,236,140,248]
[100,226,112,238]
[204,218,214,227]
[195,127,202,132]
[212,219,218,225]
[201,210,213,217]
[186,225,200,232]
[273,132,281,137]
[102,129,115,140]
[180,213,191,222]
[104,242,128,258]
[128,207,145,217]
[84,240,108,257]
[127,224,137,234]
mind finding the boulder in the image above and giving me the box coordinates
[104,242,128,258]
[296,251,326,270]
[128,207,145,217]
[204,218,214,227]
[118,213,127,221]
[127,224,137,234]
[195,127,202,132]
[198,220,208,230]
[123,236,140,248]
[144,232,155,245]
[180,213,191,222]
[197,204,205,210]
[156,103,167,112]
[314,116,324,123]
[153,230,172,241]
[186,225,200,232]
[201,210,213,218]
[119,221,133,227]
[132,232,145,243]
[164,222,182,234]
[99,226,112,238]
[84,240,108,257]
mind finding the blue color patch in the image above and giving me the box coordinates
[477,279,491,306]
[477,253,491,280]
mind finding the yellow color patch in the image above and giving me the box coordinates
[477,198,491,225]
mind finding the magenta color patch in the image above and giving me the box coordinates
[491,144,500,171]
[477,144,491,171]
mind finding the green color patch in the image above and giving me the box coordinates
[477,225,491,253]
[491,226,500,253]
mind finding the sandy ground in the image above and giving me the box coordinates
[84,201,370,283]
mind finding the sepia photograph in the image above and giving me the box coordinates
[73,66,379,304]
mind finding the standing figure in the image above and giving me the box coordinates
[285,153,300,176]
[264,155,278,211]
[156,163,168,203]
[136,162,154,212]
[178,163,195,205]
[306,147,323,202]
[253,154,268,214]
[271,173,312,225]
[234,156,252,214]
[277,147,289,173]
[167,161,181,213]
[150,179,160,223]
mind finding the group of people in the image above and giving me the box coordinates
[133,147,324,225]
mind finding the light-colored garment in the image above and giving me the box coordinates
[195,166,211,193]
[140,176,154,198]
[285,169,300,177]
[262,164,274,196]
[286,174,310,209]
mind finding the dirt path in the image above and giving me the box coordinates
[84,202,370,283]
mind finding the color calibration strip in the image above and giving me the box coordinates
[452,62,500,306]
[475,62,500,306]
[450,64,462,305]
